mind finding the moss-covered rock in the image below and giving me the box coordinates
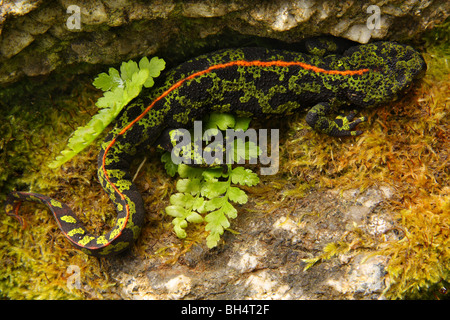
[0,1,449,300]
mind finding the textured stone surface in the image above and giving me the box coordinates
[107,186,397,300]
[0,0,448,85]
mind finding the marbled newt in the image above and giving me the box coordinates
[5,39,426,256]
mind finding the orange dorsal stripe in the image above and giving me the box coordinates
[99,59,369,249]
[118,60,369,135]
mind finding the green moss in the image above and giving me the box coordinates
[278,28,449,299]
[0,74,118,299]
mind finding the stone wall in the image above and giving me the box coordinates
[0,0,448,85]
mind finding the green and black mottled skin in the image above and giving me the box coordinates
[5,39,426,257]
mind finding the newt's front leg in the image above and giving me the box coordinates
[305,102,366,137]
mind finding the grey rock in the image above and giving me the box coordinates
[0,28,34,58]
[107,186,399,299]
[0,0,448,85]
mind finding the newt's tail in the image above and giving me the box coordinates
[5,188,144,257]
[5,121,149,257]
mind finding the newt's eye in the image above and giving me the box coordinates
[396,72,407,87]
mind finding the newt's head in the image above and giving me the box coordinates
[342,41,426,107]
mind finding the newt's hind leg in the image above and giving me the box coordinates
[306,102,366,137]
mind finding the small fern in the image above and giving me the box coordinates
[48,56,166,168]
[162,113,261,248]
